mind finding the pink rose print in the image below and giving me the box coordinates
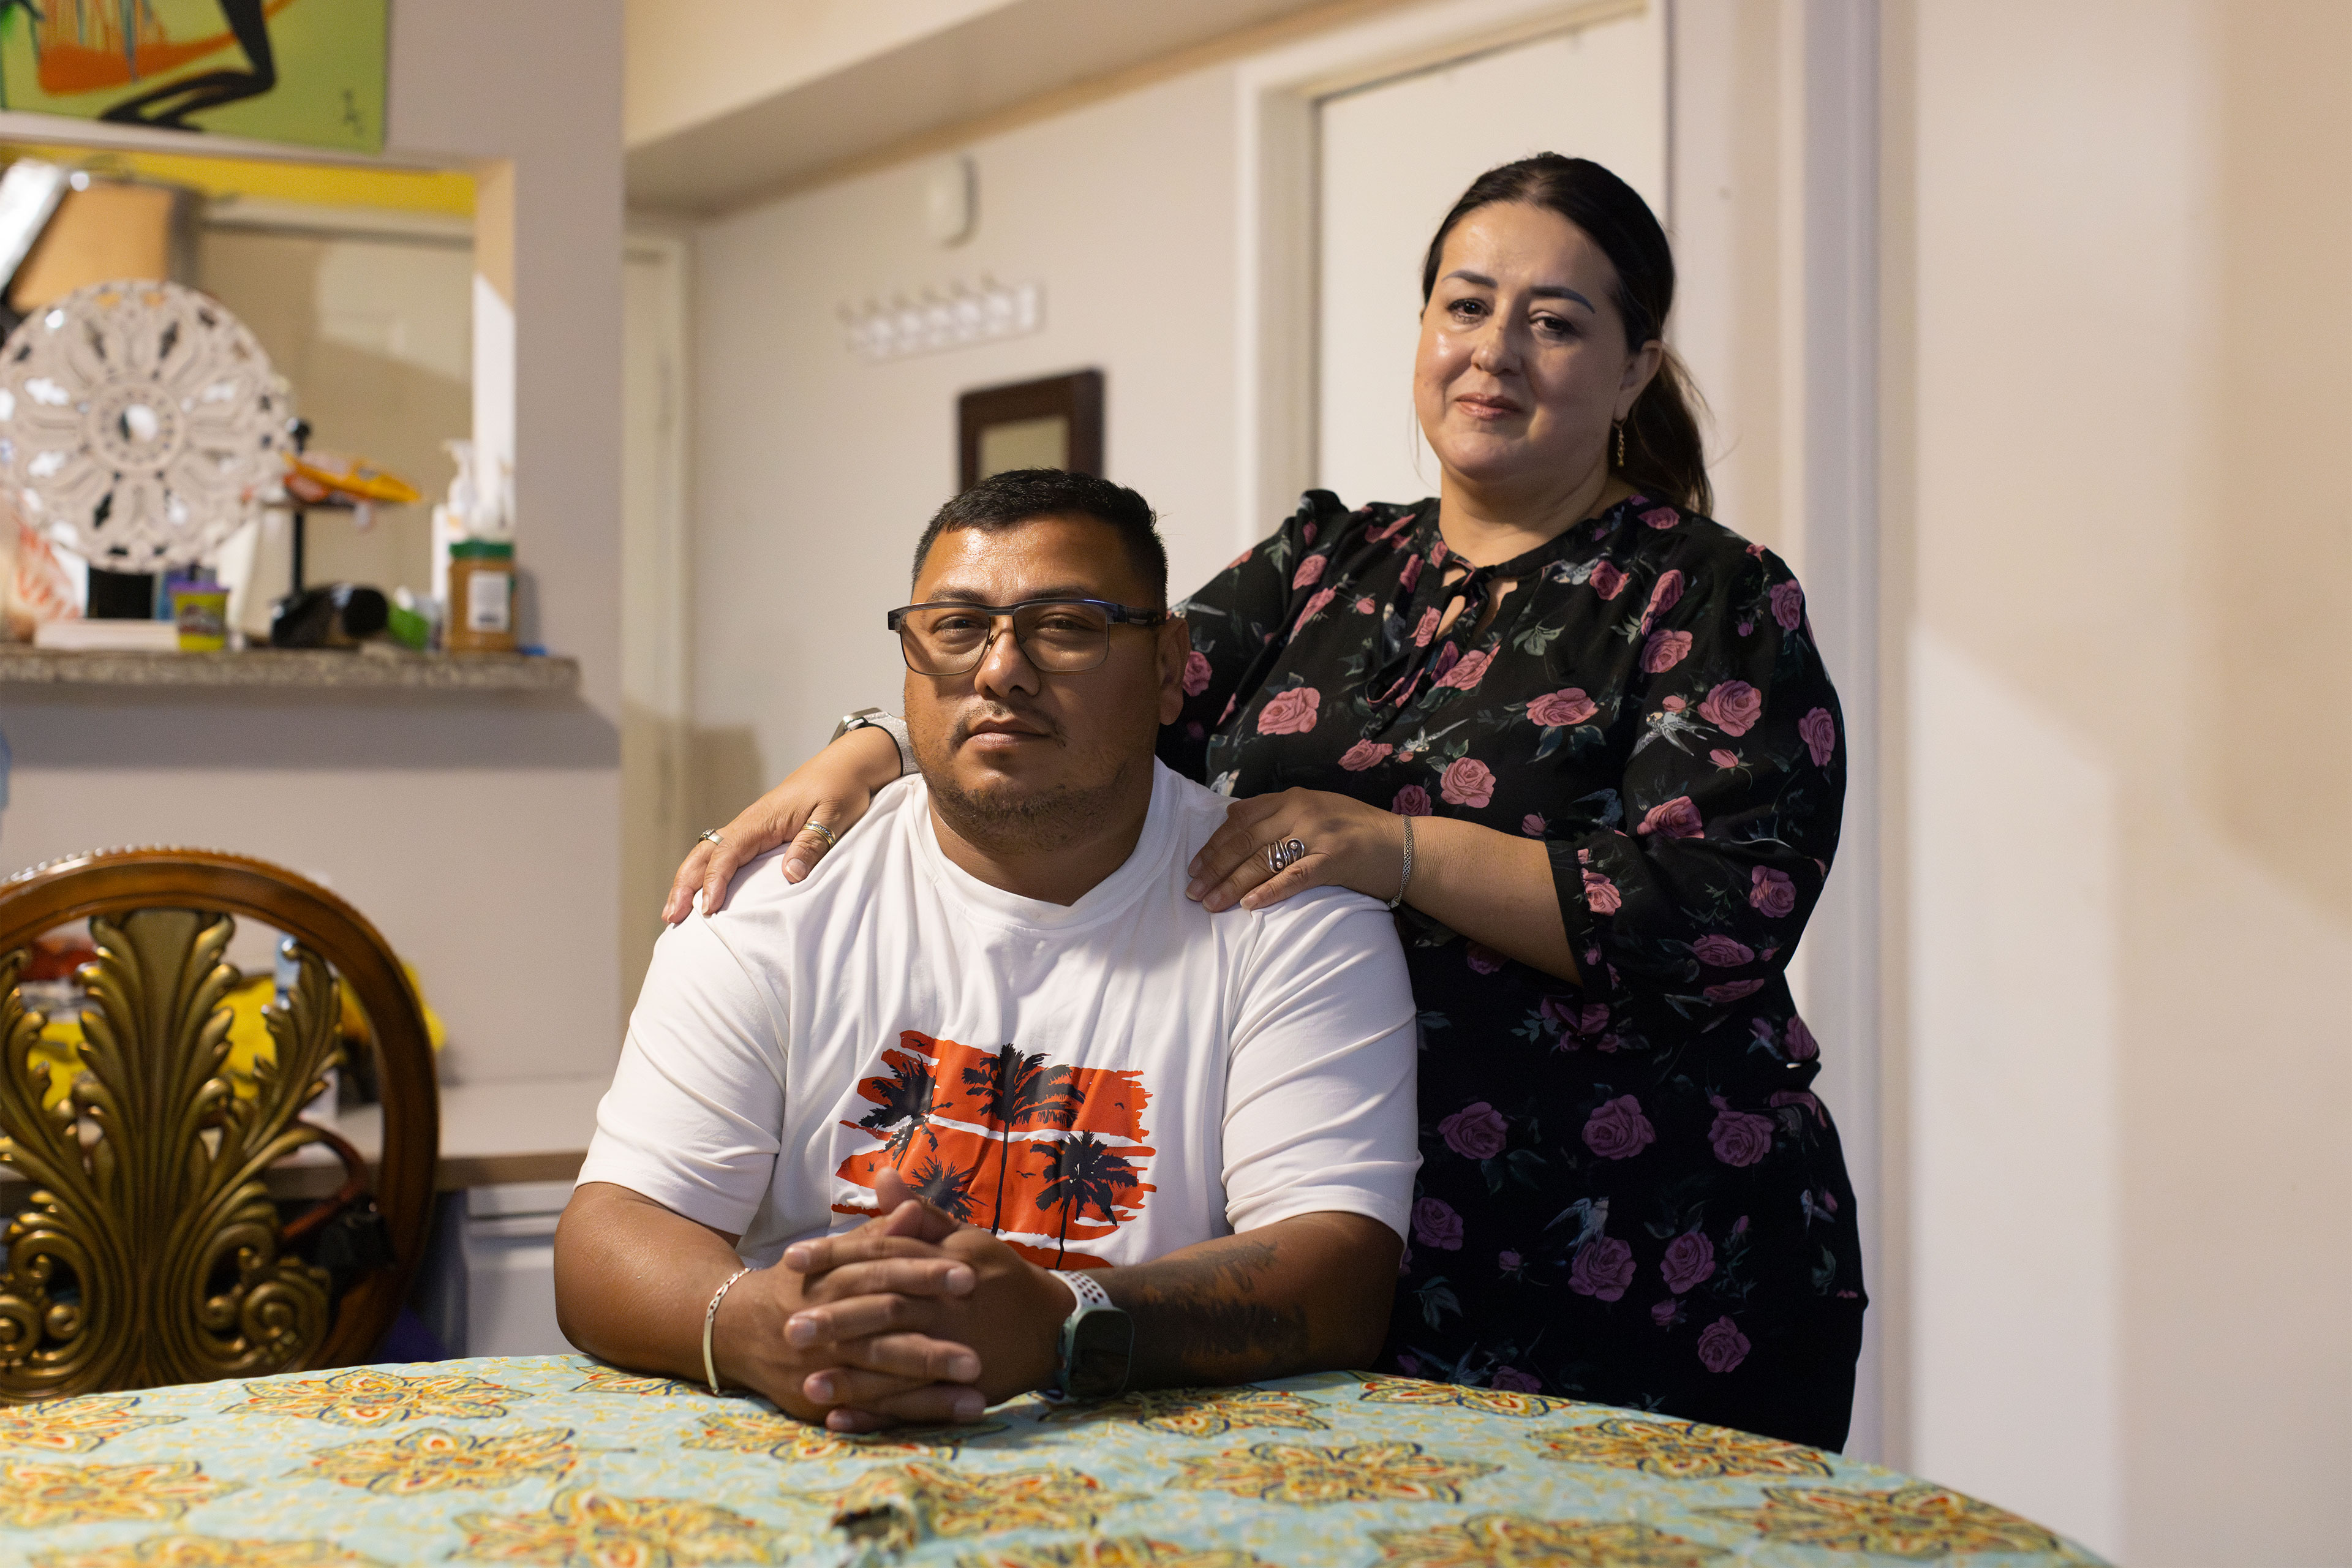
[1438,1102,1509,1159]
[1785,1016,1820,1060]
[1691,933,1755,968]
[1579,1004,1610,1036]
[1588,560,1629,600]
[1710,749,1740,769]
[1522,813,1547,836]
[1412,1197,1463,1250]
[1640,569,1685,634]
[1296,587,1337,628]
[1641,506,1680,530]
[1651,1298,1681,1328]
[1800,707,1837,767]
[1662,1231,1717,1294]
[1527,688,1599,727]
[1412,607,1441,647]
[1704,979,1766,1005]
[1430,644,1461,684]
[1182,651,1212,696]
[1490,1365,1543,1394]
[1440,757,1496,808]
[1401,555,1425,594]
[1581,869,1623,914]
[1708,1101,1776,1167]
[1698,680,1763,736]
[1338,740,1393,771]
[1746,541,1766,557]
[1637,797,1705,839]
[1292,553,1327,589]
[1256,687,1321,735]
[1569,1236,1636,1301]
[1302,521,1317,545]
[1431,539,1450,565]
[1499,1250,1523,1272]
[1697,1316,1751,1374]
[1771,578,1805,631]
[1660,694,1686,712]
[1354,596,1376,613]
[1736,621,1754,637]
[1227,549,1252,570]
[1465,943,1504,974]
[1641,630,1694,673]
[1218,696,1236,724]
[1434,648,1492,691]
[1749,865,1797,917]
[1581,1095,1657,1160]
[1393,785,1433,817]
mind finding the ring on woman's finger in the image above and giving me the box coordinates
[801,820,840,850]
[698,828,726,847]
[1261,837,1310,874]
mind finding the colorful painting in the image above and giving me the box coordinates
[0,0,386,153]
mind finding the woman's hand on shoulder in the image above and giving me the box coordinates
[1186,788,1408,914]
[662,725,902,924]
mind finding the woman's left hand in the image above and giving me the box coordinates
[1186,788,1408,913]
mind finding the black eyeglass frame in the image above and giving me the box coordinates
[885,597,1170,676]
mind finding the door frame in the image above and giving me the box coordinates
[1229,0,1890,1460]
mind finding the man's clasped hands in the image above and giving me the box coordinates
[711,1169,1074,1432]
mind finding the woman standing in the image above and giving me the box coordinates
[669,156,1865,1448]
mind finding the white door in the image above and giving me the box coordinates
[620,236,692,1002]
[1315,11,1667,508]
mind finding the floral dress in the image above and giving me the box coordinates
[1159,491,1868,1447]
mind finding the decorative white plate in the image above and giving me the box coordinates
[0,279,290,571]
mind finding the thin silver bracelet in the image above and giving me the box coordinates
[1387,815,1415,910]
[702,1265,753,1395]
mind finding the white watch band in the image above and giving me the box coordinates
[834,709,915,777]
[1055,1269,1112,1319]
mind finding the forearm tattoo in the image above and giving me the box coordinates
[1109,1237,1312,1387]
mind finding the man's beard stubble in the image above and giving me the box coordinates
[921,707,1145,858]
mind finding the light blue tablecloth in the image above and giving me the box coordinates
[0,1355,2105,1565]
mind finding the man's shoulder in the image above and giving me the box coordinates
[705,775,926,923]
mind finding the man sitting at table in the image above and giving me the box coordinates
[555,469,1417,1430]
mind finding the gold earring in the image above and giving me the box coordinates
[1613,420,1626,468]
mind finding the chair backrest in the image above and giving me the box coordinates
[0,847,438,1398]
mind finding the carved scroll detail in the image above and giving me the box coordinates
[0,910,342,1398]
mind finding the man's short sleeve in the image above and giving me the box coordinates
[1221,891,1420,1241]
[575,911,787,1236]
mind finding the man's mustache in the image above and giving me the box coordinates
[951,704,1066,748]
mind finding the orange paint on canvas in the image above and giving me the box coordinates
[33,0,301,96]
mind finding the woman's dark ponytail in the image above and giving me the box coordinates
[1420,154,1713,519]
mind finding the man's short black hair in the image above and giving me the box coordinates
[911,469,1169,608]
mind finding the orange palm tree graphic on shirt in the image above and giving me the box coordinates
[963,1044,1077,1233]
[1033,1131,1145,1267]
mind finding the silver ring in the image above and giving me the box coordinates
[698,829,725,848]
[800,820,839,850]
[1262,837,1309,874]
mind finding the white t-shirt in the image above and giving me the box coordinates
[580,761,1420,1270]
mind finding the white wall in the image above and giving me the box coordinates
[1889,1,2351,1561]
[690,65,1240,775]
[0,0,626,1090]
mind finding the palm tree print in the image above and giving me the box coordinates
[857,1054,939,1161]
[963,1045,1079,1234]
[1033,1131,1143,1267]
[905,1155,978,1223]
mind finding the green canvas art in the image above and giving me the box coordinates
[0,0,387,154]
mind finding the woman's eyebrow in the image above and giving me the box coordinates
[1442,270,1595,313]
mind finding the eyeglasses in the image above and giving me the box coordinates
[886,597,1168,676]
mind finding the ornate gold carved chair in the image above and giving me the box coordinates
[0,848,439,1400]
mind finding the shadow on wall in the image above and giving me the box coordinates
[0,690,619,771]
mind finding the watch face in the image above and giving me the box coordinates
[1064,1309,1133,1400]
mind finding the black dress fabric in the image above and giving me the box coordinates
[1159,491,1868,1449]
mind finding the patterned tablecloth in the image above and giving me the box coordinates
[0,1355,2105,1567]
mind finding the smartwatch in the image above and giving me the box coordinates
[829,707,914,777]
[1042,1270,1133,1401]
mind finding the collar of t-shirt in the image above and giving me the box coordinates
[904,760,1183,937]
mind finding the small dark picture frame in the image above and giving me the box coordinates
[958,369,1103,491]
